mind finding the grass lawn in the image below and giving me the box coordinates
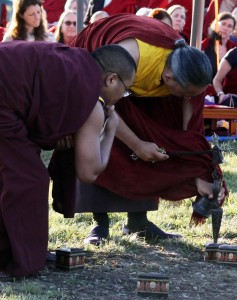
[0,140,236,299]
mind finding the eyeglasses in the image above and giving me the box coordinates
[94,57,132,97]
[116,74,131,97]
[63,21,76,26]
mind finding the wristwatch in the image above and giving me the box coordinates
[217,91,224,97]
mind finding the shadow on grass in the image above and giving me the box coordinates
[107,233,204,261]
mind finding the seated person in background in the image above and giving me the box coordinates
[203,0,237,39]
[83,0,138,27]
[136,7,152,16]
[90,11,109,23]
[148,8,173,27]
[50,14,227,246]
[47,0,79,35]
[54,10,77,44]
[167,4,186,38]
[230,6,237,42]
[213,47,237,106]
[201,11,237,99]
[3,0,56,42]
[64,0,77,11]
[202,12,237,81]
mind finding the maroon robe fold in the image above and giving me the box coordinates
[49,15,225,219]
[95,96,214,200]
[70,14,181,50]
[0,41,102,276]
[42,0,66,24]
[103,0,137,15]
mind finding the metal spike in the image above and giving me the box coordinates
[212,207,223,244]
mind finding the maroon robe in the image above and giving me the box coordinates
[43,0,66,24]
[0,41,102,276]
[103,0,137,14]
[50,15,225,220]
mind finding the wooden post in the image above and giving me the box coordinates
[190,0,205,49]
[214,0,220,68]
[76,0,84,33]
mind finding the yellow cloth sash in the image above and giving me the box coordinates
[131,39,172,97]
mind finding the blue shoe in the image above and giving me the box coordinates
[84,225,109,246]
[122,221,182,241]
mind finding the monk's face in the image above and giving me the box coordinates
[103,71,136,105]
[163,74,207,98]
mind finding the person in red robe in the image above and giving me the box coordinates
[83,0,138,26]
[0,41,136,281]
[43,0,66,25]
[49,14,227,246]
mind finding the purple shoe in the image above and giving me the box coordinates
[84,225,109,246]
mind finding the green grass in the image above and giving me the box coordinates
[0,141,236,299]
[46,140,237,251]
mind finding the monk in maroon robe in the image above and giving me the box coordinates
[0,41,136,280]
[50,14,226,245]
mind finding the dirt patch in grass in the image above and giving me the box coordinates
[2,237,237,300]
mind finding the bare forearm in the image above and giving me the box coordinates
[99,127,117,169]
[75,103,119,183]
[213,77,223,95]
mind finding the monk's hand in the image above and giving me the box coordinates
[56,135,74,150]
[195,178,225,204]
[103,105,119,133]
[133,141,169,163]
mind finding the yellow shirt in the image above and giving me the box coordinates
[131,39,172,97]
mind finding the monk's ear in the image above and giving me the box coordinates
[164,73,173,82]
[104,73,117,87]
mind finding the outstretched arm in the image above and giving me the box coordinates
[213,59,231,104]
[74,102,119,183]
[115,116,169,162]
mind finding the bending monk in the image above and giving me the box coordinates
[0,41,136,280]
[50,14,227,245]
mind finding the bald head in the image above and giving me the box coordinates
[90,11,109,23]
